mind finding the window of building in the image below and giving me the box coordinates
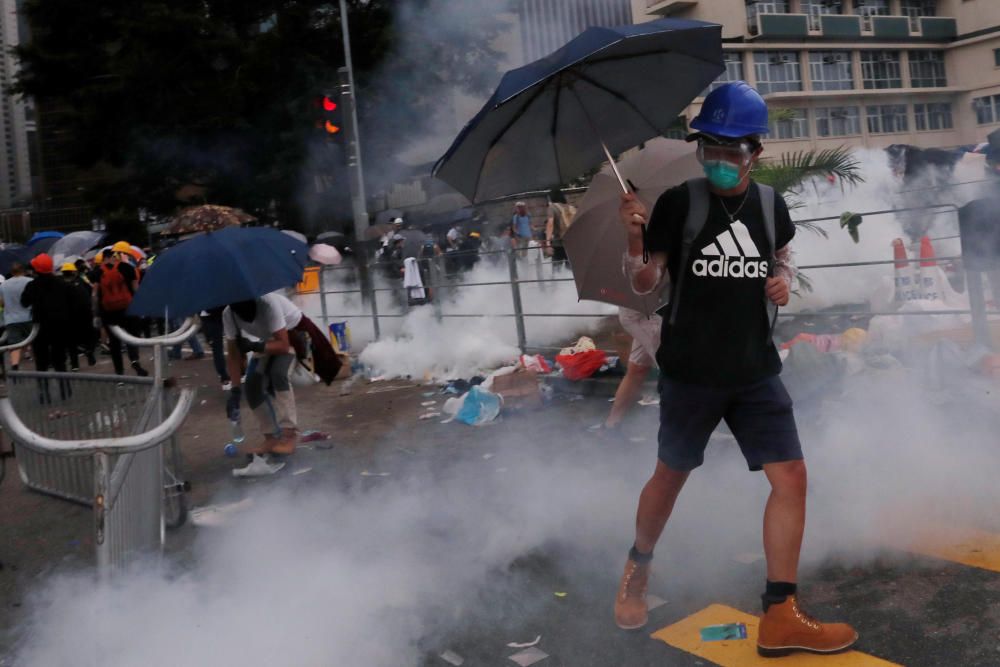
[746,0,789,34]
[663,116,688,140]
[753,51,803,94]
[860,50,902,89]
[994,49,1000,67]
[800,0,843,31]
[900,0,936,32]
[809,51,854,91]
[914,102,952,130]
[866,104,909,133]
[769,108,810,139]
[909,51,946,87]
[973,95,1000,125]
[816,106,861,136]
[854,0,891,31]
[702,52,745,97]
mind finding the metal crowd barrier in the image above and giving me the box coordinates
[0,319,198,575]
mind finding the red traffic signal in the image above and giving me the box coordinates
[314,94,343,138]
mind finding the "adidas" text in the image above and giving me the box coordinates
[692,256,769,279]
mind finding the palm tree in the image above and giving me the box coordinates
[750,110,867,290]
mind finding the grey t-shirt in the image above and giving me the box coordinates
[1,276,32,325]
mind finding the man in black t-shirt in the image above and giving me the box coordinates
[613,82,857,658]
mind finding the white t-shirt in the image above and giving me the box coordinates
[222,293,302,342]
[1,276,33,325]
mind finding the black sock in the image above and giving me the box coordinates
[762,580,797,612]
[628,544,653,564]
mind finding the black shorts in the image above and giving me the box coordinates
[657,375,802,472]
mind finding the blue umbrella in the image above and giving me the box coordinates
[27,230,65,245]
[0,245,34,276]
[128,226,309,318]
[433,18,723,202]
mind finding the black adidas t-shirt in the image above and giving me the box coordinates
[646,181,795,387]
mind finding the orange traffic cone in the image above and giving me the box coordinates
[892,238,916,303]
[918,236,943,302]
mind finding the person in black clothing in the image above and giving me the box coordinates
[93,241,148,376]
[61,262,97,370]
[200,306,231,390]
[21,253,73,401]
[613,82,857,657]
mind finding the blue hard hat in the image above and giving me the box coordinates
[690,81,769,139]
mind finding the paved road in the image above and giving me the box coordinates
[2,356,1000,665]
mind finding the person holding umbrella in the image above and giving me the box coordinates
[60,262,98,370]
[613,82,857,656]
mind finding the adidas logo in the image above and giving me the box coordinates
[692,220,769,279]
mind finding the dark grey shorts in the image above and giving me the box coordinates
[657,375,802,472]
[4,322,33,345]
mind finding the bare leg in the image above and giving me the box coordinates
[634,460,690,554]
[762,459,807,582]
[606,362,651,427]
[9,349,20,367]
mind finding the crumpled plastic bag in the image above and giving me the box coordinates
[520,354,552,374]
[455,386,502,425]
[559,336,596,356]
[555,349,608,381]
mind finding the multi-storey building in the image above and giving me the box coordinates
[517,0,634,63]
[0,0,32,209]
[631,0,1000,152]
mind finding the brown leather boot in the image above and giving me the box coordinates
[613,558,650,630]
[757,595,858,657]
[270,428,298,455]
[247,434,278,456]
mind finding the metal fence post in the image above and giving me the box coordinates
[319,266,330,335]
[507,249,528,352]
[367,257,381,341]
[430,257,444,322]
[966,269,992,349]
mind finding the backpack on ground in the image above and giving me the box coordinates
[99,261,133,312]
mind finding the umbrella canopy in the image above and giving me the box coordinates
[0,245,34,276]
[25,237,59,256]
[128,226,308,318]
[564,138,702,316]
[433,18,722,202]
[282,229,308,244]
[363,223,393,241]
[49,231,105,264]
[309,243,342,266]
[27,230,65,245]
[162,204,256,237]
[315,230,348,248]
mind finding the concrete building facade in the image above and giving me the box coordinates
[517,0,633,62]
[0,0,32,208]
[631,0,1000,153]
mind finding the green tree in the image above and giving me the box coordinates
[14,0,509,232]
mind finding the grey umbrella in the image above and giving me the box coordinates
[49,231,106,263]
[433,18,722,202]
[564,138,702,316]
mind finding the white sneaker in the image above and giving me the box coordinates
[232,454,285,478]
[221,381,233,391]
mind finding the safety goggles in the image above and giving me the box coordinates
[695,138,755,166]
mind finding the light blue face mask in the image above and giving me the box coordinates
[702,160,744,190]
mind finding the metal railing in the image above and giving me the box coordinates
[301,202,998,353]
[0,320,197,575]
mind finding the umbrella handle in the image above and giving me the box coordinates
[599,139,649,263]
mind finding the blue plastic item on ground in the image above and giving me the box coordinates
[455,386,502,426]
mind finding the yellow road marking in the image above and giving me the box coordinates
[893,522,1000,574]
[651,604,900,666]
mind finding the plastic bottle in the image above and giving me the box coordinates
[231,419,245,444]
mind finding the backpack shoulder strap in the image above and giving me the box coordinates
[667,178,710,326]
[757,183,779,339]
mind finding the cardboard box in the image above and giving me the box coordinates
[492,369,541,410]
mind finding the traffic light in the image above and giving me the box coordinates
[313,93,343,142]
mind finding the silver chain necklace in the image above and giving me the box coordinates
[717,186,751,222]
